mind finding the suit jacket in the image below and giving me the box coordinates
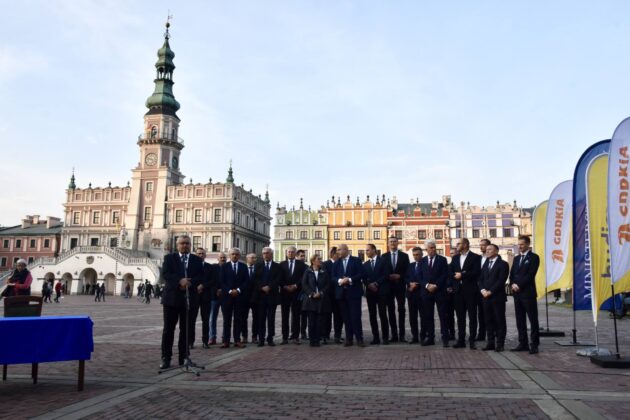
[509,252,540,299]
[251,260,282,305]
[219,261,250,303]
[478,257,509,300]
[449,251,482,294]
[405,259,423,298]
[322,259,337,297]
[279,259,307,301]
[199,262,218,303]
[362,256,391,297]
[381,250,410,288]
[301,268,331,312]
[333,256,364,300]
[161,252,205,307]
[418,254,449,299]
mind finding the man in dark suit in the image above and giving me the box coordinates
[279,246,307,344]
[296,249,309,341]
[363,243,391,345]
[219,248,249,348]
[419,239,450,347]
[241,253,259,343]
[405,246,424,344]
[160,235,205,369]
[322,247,343,344]
[479,244,509,352]
[509,235,541,354]
[196,248,218,349]
[449,238,482,349]
[252,247,282,346]
[476,239,491,341]
[380,237,410,342]
[333,244,365,346]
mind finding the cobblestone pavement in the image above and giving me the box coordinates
[1,295,629,419]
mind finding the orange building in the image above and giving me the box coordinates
[327,195,388,261]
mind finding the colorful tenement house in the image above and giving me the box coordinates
[20,22,271,296]
[447,201,533,263]
[387,196,452,256]
[327,195,389,261]
[273,199,328,261]
[0,216,62,274]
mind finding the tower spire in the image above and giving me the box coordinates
[145,19,180,117]
[68,168,76,190]
[226,159,234,184]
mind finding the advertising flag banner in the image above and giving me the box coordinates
[532,201,548,300]
[608,118,630,294]
[587,155,612,322]
[545,181,573,291]
[573,140,610,310]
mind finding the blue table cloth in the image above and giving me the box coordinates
[0,315,94,364]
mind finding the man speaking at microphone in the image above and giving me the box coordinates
[160,235,205,369]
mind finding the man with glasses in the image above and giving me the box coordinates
[160,235,205,369]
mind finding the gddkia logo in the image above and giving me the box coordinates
[618,146,630,245]
[552,199,565,263]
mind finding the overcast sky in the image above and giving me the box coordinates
[1,1,629,226]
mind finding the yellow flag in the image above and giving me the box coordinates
[532,201,548,299]
[587,155,612,322]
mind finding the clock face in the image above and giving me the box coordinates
[172,156,179,169]
[145,153,157,166]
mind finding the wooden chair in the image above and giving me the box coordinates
[2,295,43,383]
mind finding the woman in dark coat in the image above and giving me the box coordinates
[301,254,330,346]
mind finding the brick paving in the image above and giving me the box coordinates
[0,295,628,419]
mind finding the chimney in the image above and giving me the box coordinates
[21,215,34,229]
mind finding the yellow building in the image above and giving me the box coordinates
[327,195,388,261]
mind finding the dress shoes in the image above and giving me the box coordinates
[481,344,495,351]
[292,338,301,345]
[220,342,230,349]
[321,338,328,345]
[309,343,320,347]
[235,341,246,348]
[529,346,539,354]
[382,339,390,345]
[442,340,450,348]
[409,338,419,344]
[209,338,217,345]
[452,341,466,348]
[344,340,354,347]
[281,339,289,345]
[495,345,504,352]
[510,344,530,352]
[267,341,276,347]
[421,339,435,346]
[469,341,477,350]
[334,337,342,344]
[257,341,265,347]
[159,358,171,370]
[370,339,381,345]
[357,340,366,348]
[202,343,210,349]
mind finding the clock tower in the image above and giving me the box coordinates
[124,20,184,254]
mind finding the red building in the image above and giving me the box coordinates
[387,196,452,257]
[0,215,62,274]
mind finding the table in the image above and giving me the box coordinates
[0,315,94,390]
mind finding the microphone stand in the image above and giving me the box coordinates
[181,284,204,376]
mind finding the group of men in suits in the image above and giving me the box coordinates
[159,234,541,368]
